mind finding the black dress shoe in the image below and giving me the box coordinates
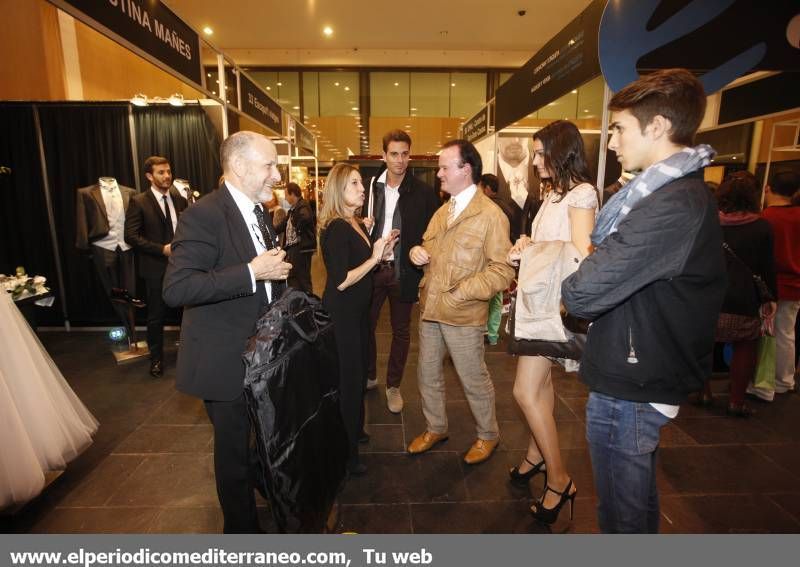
[111,287,146,308]
[149,359,163,377]
[358,431,370,444]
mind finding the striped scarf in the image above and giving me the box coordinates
[592,144,715,246]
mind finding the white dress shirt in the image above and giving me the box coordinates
[381,180,401,260]
[150,187,178,235]
[225,183,272,302]
[94,178,130,252]
[498,155,531,209]
[449,183,478,223]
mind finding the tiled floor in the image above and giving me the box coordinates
[3,258,800,533]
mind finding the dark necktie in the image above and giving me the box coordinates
[253,204,286,301]
[163,195,174,241]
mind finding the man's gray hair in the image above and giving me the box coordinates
[220,131,264,172]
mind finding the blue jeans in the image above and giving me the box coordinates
[585,392,672,533]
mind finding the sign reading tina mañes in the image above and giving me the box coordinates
[494,0,604,132]
[462,106,490,144]
[54,0,201,86]
[240,74,283,134]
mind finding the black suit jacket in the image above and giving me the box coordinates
[163,184,268,402]
[125,188,188,279]
[363,171,440,302]
[75,184,136,249]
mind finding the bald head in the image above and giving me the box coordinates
[220,131,281,203]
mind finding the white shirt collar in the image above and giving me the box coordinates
[449,184,478,220]
[225,182,260,218]
[150,186,170,201]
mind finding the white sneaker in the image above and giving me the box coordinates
[366,378,378,391]
[386,387,404,414]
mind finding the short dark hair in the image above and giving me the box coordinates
[716,171,761,214]
[441,139,482,184]
[382,129,412,152]
[144,156,170,175]
[286,182,302,198]
[770,171,800,198]
[479,173,499,194]
[609,68,706,146]
[533,120,593,200]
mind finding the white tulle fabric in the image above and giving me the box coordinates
[0,292,98,509]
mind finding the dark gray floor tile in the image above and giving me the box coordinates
[659,445,798,494]
[107,454,218,507]
[114,425,213,454]
[31,507,160,534]
[335,504,412,534]
[338,453,468,505]
[661,494,800,533]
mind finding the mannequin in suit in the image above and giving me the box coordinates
[125,157,187,377]
[75,177,138,339]
[164,132,292,533]
[173,179,199,205]
[497,136,538,217]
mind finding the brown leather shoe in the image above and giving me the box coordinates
[407,431,449,454]
[464,438,499,465]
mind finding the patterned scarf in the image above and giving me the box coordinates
[592,144,715,246]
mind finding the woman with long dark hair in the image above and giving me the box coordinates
[706,171,776,416]
[506,120,597,524]
[318,164,396,475]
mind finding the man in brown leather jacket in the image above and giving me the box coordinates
[408,139,515,465]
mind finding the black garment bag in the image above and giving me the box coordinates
[243,289,348,533]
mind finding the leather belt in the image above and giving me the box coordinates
[376,260,395,270]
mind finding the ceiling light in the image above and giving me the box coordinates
[410,107,417,111]
[344,86,350,91]
[130,93,148,106]
[394,82,399,87]
[351,107,359,111]
[168,93,185,106]
[334,82,340,86]
[451,83,456,87]
[571,90,578,94]
[206,73,211,78]
[266,86,271,90]
[277,82,282,86]
[323,26,333,37]
[583,109,589,112]
[547,102,557,106]
[203,26,213,35]
[293,106,300,110]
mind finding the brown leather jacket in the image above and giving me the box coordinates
[418,189,515,326]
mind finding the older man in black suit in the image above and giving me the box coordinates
[125,156,187,377]
[164,131,292,533]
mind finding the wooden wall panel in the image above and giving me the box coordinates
[0,0,65,100]
[74,18,202,101]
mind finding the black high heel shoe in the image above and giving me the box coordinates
[530,479,576,525]
[509,457,546,486]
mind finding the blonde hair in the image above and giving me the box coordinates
[318,163,361,230]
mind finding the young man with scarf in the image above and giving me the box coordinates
[562,69,727,533]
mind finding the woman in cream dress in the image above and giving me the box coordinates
[506,120,598,524]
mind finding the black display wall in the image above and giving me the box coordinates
[38,103,137,326]
[0,101,224,326]
[0,104,61,323]
[134,104,222,194]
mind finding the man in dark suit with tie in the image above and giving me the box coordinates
[163,131,292,533]
[125,156,188,377]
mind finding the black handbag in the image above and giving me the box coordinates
[507,291,586,359]
[243,289,349,533]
